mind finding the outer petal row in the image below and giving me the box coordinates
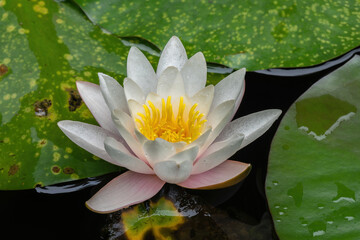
[76,81,119,135]
[87,160,251,213]
[86,171,165,214]
[57,121,122,166]
[179,160,251,190]
[216,109,282,149]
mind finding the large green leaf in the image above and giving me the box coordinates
[266,56,360,239]
[0,0,131,189]
[73,0,360,70]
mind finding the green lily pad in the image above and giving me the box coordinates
[0,0,132,189]
[73,0,360,70]
[266,55,360,239]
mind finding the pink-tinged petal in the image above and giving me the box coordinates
[156,36,187,76]
[76,81,118,134]
[143,138,176,166]
[104,137,154,174]
[127,46,157,96]
[123,77,146,104]
[181,52,207,97]
[178,160,251,190]
[98,73,129,114]
[58,120,119,164]
[200,100,235,153]
[112,109,147,162]
[210,68,245,112]
[86,171,165,213]
[216,109,282,149]
[192,133,244,174]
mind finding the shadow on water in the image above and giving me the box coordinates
[1,45,360,239]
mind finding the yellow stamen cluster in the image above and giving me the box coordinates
[136,96,207,143]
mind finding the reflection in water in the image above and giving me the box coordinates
[101,185,273,240]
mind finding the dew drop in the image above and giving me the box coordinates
[345,216,354,221]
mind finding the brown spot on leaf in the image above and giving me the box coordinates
[34,99,52,117]
[52,166,61,173]
[63,167,75,174]
[66,88,82,111]
[34,182,43,188]
[0,64,8,76]
[8,164,19,176]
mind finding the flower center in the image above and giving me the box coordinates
[135,96,207,143]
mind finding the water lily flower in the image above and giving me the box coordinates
[58,36,281,213]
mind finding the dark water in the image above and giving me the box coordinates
[1,46,360,240]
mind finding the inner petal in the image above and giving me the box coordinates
[135,96,207,143]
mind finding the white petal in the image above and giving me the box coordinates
[192,133,244,174]
[191,85,214,118]
[170,145,199,163]
[104,137,153,174]
[127,99,145,120]
[86,171,165,213]
[211,68,246,112]
[76,81,118,134]
[157,36,187,76]
[98,73,129,114]
[57,120,118,163]
[185,127,211,152]
[127,46,157,96]
[201,100,235,152]
[112,109,147,161]
[232,81,246,118]
[157,66,180,98]
[134,128,148,145]
[145,92,162,108]
[181,52,207,97]
[153,159,193,183]
[143,138,176,166]
[216,109,282,149]
[123,77,146,104]
[153,146,198,183]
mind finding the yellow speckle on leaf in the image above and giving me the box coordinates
[64,54,73,61]
[3,94,10,100]
[18,28,29,34]
[1,12,8,21]
[30,79,36,88]
[6,25,15,32]
[33,1,48,15]
[65,147,72,153]
[3,137,10,143]
[53,152,61,162]
[56,19,64,24]
[0,0,6,7]
[84,71,92,77]
[3,58,10,65]
[71,173,79,180]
